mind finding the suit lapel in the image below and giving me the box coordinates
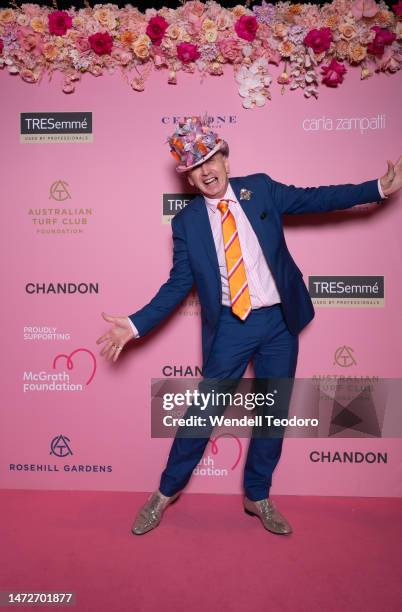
[188,193,221,283]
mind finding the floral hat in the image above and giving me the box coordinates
[167,113,229,173]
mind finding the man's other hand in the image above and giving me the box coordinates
[380,156,402,197]
[96,312,135,362]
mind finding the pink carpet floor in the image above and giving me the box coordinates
[1,490,401,612]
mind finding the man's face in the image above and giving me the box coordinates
[186,151,230,199]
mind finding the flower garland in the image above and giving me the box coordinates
[0,1,401,108]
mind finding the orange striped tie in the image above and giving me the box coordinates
[217,199,252,321]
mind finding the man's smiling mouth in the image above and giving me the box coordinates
[204,177,218,184]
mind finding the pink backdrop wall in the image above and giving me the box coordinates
[1,64,401,497]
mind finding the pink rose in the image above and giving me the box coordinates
[146,15,169,46]
[176,42,200,64]
[75,34,90,53]
[218,38,243,63]
[0,39,3,55]
[304,27,333,54]
[367,26,396,56]
[48,10,73,36]
[16,27,43,57]
[321,58,347,87]
[88,32,113,56]
[182,1,205,20]
[234,15,258,42]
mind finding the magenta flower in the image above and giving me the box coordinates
[146,15,169,46]
[392,1,402,18]
[367,26,397,57]
[321,59,347,87]
[234,15,258,42]
[177,42,200,64]
[0,39,3,55]
[88,32,114,56]
[304,27,333,54]
[48,10,73,36]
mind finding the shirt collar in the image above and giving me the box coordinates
[204,181,238,213]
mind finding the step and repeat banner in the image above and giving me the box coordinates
[1,64,401,498]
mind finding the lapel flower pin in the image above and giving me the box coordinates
[240,188,253,200]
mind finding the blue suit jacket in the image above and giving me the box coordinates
[129,172,381,368]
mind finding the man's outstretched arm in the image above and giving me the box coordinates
[97,213,194,361]
[264,156,401,215]
[127,213,194,338]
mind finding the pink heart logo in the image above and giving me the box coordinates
[209,434,243,470]
[53,348,97,386]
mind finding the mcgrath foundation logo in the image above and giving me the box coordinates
[28,181,94,236]
[20,112,93,143]
[193,434,243,478]
[22,348,97,393]
[309,276,384,307]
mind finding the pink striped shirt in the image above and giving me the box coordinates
[204,181,281,309]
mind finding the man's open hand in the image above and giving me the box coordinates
[96,312,135,362]
[380,156,402,197]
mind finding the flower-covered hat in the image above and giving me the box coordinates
[167,113,229,173]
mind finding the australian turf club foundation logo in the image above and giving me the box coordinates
[312,346,383,437]
[27,180,94,236]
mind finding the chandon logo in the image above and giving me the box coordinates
[310,451,387,463]
[25,283,99,294]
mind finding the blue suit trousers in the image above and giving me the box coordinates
[159,303,299,501]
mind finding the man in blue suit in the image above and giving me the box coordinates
[97,116,400,536]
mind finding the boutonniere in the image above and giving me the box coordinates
[240,188,253,200]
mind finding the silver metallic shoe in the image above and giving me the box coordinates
[131,490,181,535]
[244,496,293,535]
